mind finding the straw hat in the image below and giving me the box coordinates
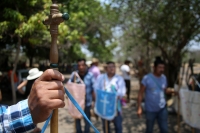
[27,68,43,80]
[92,58,99,63]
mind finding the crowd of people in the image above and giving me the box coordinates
[0,57,179,133]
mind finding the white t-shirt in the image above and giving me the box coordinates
[120,64,131,80]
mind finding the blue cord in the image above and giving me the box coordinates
[41,87,100,133]
[64,87,100,133]
[41,112,52,133]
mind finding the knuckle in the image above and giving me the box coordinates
[59,89,64,96]
[59,101,65,108]
[56,100,64,108]
[34,78,39,84]
[56,81,62,86]
[56,71,61,77]
[55,81,63,89]
[46,69,52,76]
[58,90,64,101]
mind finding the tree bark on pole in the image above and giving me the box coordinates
[43,1,69,132]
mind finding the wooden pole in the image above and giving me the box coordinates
[103,78,108,133]
[74,75,76,133]
[43,1,69,133]
[74,120,76,133]
[191,77,195,133]
[105,120,108,133]
[177,62,185,133]
[177,73,181,133]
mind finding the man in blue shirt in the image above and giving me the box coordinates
[0,69,65,132]
[69,58,95,133]
[137,57,177,133]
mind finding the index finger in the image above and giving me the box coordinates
[38,69,64,81]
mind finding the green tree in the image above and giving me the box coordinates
[113,0,200,87]
[57,0,119,62]
[0,0,120,102]
[0,0,47,103]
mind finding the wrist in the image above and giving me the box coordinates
[167,88,174,94]
[137,104,142,109]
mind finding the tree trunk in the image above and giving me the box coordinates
[11,36,21,104]
[164,54,182,88]
[145,45,151,72]
[165,62,180,87]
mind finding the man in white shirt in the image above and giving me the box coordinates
[95,61,126,133]
[120,60,131,102]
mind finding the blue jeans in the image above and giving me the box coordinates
[145,107,168,133]
[75,106,91,133]
[102,112,123,133]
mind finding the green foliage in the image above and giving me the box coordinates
[3,8,25,22]
[57,0,119,62]
[0,0,118,67]
[112,0,200,86]
[0,0,47,69]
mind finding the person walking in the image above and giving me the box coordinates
[69,58,95,133]
[17,68,43,99]
[120,60,131,102]
[95,61,126,133]
[137,57,177,133]
[89,58,101,80]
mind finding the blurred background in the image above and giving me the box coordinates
[0,0,200,132]
[0,0,200,103]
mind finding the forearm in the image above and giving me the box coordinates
[17,80,27,90]
[137,84,145,109]
[17,81,27,94]
[137,93,143,109]
[165,88,177,95]
[92,91,96,101]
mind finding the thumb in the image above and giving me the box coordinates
[39,69,64,81]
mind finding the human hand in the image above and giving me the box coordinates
[28,69,65,124]
[137,106,143,118]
